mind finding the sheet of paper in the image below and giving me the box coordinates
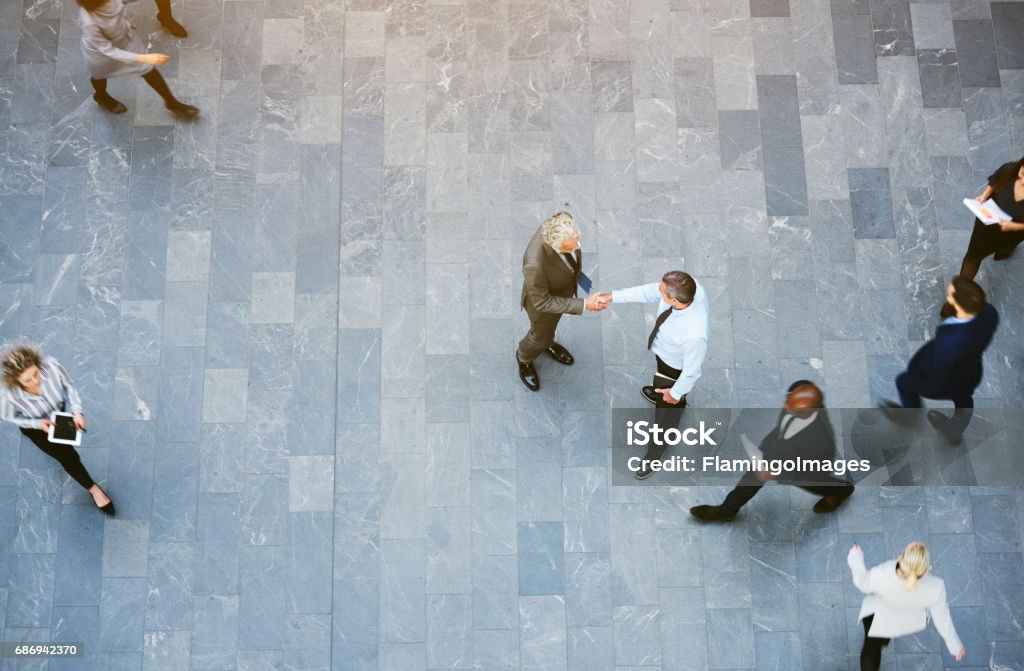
[963,197,1012,225]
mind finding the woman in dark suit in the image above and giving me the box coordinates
[1,345,115,515]
[959,157,1024,280]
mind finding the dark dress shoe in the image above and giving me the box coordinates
[546,343,574,365]
[877,399,917,426]
[518,356,540,391]
[641,386,659,405]
[635,465,654,480]
[93,94,127,114]
[927,410,963,446]
[166,101,200,119]
[813,495,849,513]
[157,12,189,38]
[689,505,736,522]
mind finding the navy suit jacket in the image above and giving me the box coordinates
[906,304,999,397]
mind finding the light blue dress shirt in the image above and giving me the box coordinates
[611,280,710,399]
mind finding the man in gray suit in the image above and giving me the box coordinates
[517,212,609,391]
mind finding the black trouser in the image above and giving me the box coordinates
[90,70,179,105]
[20,428,95,491]
[859,614,890,671]
[896,372,974,439]
[719,469,854,516]
[641,357,687,463]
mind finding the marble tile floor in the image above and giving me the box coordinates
[1,0,1024,668]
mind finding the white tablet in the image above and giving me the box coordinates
[47,412,82,446]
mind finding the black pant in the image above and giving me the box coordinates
[859,615,890,671]
[20,428,95,491]
[719,469,854,516]
[641,357,687,463]
[896,372,974,438]
[91,70,179,105]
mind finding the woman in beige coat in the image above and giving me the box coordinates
[77,0,198,118]
[848,542,966,670]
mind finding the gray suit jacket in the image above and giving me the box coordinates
[520,226,585,316]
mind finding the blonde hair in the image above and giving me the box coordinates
[898,542,931,591]
[541,211,578,248]
[2,345,43,390]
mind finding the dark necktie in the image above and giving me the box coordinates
[562,252,579,275]
[648,307,673,350]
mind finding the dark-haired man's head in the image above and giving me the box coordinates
[784,380,824,418]
[76,0,110,11]
[659,271,696,309]
[947,276,986,316]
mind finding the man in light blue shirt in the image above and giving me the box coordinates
[605,271,710,479]
[607,271,710,407]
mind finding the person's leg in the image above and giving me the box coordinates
[154,0,188,37]
[719,470,765,516]
[959,254,982,280]
[20,429,95,490]
[895,372,923,409]
[943,392,974,438]
[796,476,855,512]
[859,616,889,671]
[141,69,199,117]
[90,77,127,113]
[516,308,562,364]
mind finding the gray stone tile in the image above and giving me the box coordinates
[849,168,895,239]
[831,15,880,84]
[953,20,1001,87]
[718,110,762,171]
[917,49,963,109]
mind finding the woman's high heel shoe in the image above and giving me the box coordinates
[93,487,116,516]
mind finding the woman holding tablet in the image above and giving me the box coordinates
[1,345,115,515]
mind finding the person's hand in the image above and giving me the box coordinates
[39,418,53,432]
[73,412,86,432]
[999,220,1018,232]
[654,388,680,405]
[849,543,862,556]
[136,53,170,65]
[755,470,774,482]
[976,194,986,203]
[585,293,610,311]
[954,646,966,661]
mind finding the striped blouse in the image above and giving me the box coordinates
[1,357,83,431]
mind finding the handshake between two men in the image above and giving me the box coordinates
[516,212,711,402]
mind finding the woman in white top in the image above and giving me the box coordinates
[1,345,115,515]
[848,542,966,670]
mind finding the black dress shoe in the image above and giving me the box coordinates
[689,505,736,522]
[157,12,188,38]
[641,386,659,405]
[166,101,200,119]
[518,356,540,392]
[546,342,574,366]
[927,410,963,446]
[877,399,917,426]
[635,464,654,480]
[100,500,116,516]
[93,93,127,114]
[813,495,849,513]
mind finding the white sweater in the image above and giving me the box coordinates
[848,549,963,657]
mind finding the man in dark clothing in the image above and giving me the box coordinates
[690,381,854,522]
[880,276,999,445]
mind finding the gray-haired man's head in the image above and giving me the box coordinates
[541,212,580,253]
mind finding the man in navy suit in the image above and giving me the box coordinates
[880,276,999,445]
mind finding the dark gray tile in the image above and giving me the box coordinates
[991,4,1024,69]
[757,75,802,146]
[833,15,879,84]
[953,21,1001,87]
[751,0,790,18]
[870,0,915,56]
